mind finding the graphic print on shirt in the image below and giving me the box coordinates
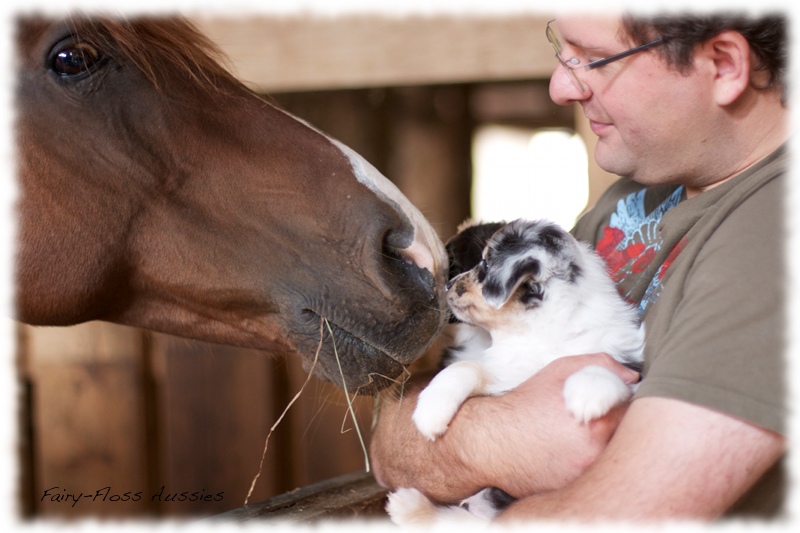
[595,186,684,313]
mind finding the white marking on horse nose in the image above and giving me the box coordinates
[330,139,446,276]
[398,239,435,275]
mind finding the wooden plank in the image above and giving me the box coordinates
[212,470,388,522]
[470,81,574,129]
[192,14,556,93]
[150,334,286,517]
[23,322,153,518]
[150,334,380,518]
[277,351,378,492]
[385,85,473,240]
[25,321,142,364]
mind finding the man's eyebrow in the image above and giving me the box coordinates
[559,30,609,52]
[562,36,610,55]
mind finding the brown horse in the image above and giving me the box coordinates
[15,16,448,393]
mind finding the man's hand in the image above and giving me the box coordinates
[369,353,639,503]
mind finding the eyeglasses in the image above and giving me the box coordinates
[546,19,668,92]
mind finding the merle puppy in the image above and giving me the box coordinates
[387,219,644,525]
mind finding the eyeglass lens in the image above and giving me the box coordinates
[546,21,589,92]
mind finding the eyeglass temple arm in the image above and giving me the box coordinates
[586,37,668,70]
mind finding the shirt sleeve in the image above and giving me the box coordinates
[635,177,786,435]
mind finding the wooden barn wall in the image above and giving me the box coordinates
[193,14,557,92]
[18,321,379,519]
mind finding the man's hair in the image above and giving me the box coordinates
[622,13,787,98]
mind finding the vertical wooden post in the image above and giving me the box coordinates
[149,335,285,516]
[386,86,473,241]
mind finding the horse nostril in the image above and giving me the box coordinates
[379,221,448,311]
[383,245,436,300]
[383,223,436,273]
[381,226,440,302]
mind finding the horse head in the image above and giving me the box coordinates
[14,16,448,393]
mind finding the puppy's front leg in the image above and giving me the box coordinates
[413,361,491,441]
[562,365,633,424]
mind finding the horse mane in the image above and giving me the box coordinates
[71,16,239,94]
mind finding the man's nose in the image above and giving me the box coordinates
[549,66,590,106]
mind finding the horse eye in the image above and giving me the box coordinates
[49,38,105,79]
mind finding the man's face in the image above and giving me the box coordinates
[548,16,719,187]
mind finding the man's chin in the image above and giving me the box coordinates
[593,144,631,178]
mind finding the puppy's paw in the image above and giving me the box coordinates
[563,365,632,424]
[412,361,485,440]
[412,386,464,440]
[412,400,457,441]
[386,488,437,525]
[459,488,508,521]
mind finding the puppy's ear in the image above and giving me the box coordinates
[538,222,572,253]
[446,221,505,280]
[482,257,541,309]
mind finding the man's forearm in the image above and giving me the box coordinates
[495,397,786,523]
[370,373,489,502]
[370,354,635,503]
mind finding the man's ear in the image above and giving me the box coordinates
[701,30,752,106]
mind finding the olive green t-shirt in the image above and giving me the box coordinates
[571,146,788,518]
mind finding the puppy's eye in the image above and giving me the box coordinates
[477,259,489,283]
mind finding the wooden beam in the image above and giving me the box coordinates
[212,470,387,522]
[192,14,556,93]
